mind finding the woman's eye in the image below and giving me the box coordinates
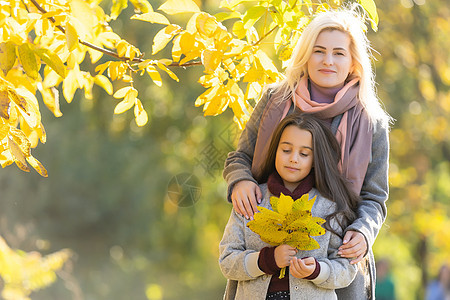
[300,152,309,157]
[282,149,290,153]
[335,52,345,56]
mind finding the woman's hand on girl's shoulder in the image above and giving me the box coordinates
[231,180,262,220]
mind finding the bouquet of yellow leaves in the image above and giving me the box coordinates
[247,193,326,278]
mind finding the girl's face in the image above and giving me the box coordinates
[275,125,314,192]
[307,30,353,89]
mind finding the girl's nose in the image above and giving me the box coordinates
[290,153,299,163]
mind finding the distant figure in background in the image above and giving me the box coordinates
[426,264,450,300]
[375,258,395,300]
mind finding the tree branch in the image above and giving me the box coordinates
[28,0,201,68]
[252,25,278,46]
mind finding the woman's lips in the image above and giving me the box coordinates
[319,69,336,74]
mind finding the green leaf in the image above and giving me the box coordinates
[35,48,66,79]
[158,0,200,15]
[0,42,16,76]
[358,0,378,31]
[18,43,39,80]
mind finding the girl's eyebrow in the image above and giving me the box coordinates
[313,45,348,52]
[280,141,313,150]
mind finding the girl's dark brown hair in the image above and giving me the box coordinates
[257,112,360,234]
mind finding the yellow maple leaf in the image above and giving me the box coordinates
[247,193,325,250]
[247,193,325,278]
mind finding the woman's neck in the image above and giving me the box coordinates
[309,80,344,104]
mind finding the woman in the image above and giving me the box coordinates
[223,7,391,299]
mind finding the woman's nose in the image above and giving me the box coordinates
[323,53,333,66]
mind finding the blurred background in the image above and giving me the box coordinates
[1,0,449,299]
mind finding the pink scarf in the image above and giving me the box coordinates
[252,77,372,194]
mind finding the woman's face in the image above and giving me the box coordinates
[307,30,353,89]
[275,125,314,192]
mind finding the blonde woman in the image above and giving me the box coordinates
[223,7,391,299]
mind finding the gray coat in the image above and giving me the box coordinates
[219,185,357,300]
[223,91,390,299]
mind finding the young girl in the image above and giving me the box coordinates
[219,113,360,300]
[223,7,391,299]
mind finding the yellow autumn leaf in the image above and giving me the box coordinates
[18,43,39,80]
[0,42,16,76]
[203,88,229,116]
[95,61,111,76]
[113,86,133,99]
[358,0,378,31]
[201,49,222,74]
[65,21,79,52]
[152,24,182,55]
[0,89,10,119]
[146,65,162,86]
[156,62,179,82]
[35,48,66,78]
[114,87,137,114]
[94,75,113,95]
[114,98,134,114]
[158,0,200,15]
[26,155,48,177]
[232,21,246,39]
[7,88,27,115]
[111,0,128,20]
[0,123,9,140]
[8,137,29,170]
[247,193,326,252]
[196,13,217,38]
[10,127,32,157]
[131,12,170,25]
[134,98,148,126]
[195,85,219,107]
[130,0,153,13]
[178,32,196,55]
[62,70,79,103]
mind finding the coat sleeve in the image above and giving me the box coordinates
[222,91,271,202]
[219,208,264,281]
[311,218,358,289]
[346,119,390,249]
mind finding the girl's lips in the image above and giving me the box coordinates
[285,166,299,171]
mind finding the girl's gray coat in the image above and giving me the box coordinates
[219,185,357,300]
[223,91,390,299]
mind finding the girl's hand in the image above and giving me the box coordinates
[231,180,262,220]
[274,245,297,268]
[290,257,316,279]
[338,231,367,264]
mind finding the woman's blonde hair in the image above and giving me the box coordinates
[272,6,390,125]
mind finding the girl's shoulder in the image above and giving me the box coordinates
[309,188,337,215]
